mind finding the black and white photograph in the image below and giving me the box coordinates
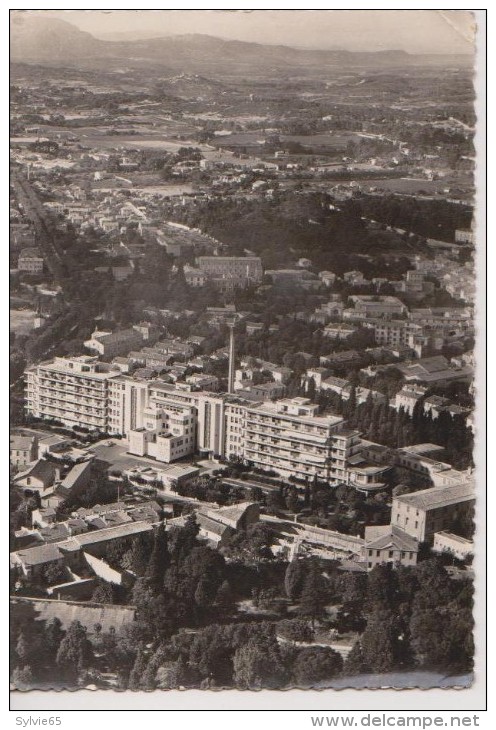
[8,8,484,702]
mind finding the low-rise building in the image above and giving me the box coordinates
[323,323,358,340]
[18,248,44,273]
[392,384,428,415]
[363,525,419,570]
[14,459,60,493]
[391,480,475,543]
[84,328,144,359]
[196,256,263,289]
[433,531,474,560]
[10,434,38,467]
[11,544,65,579]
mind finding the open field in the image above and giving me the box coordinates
[10,308,36,334]
[359,176,473,195]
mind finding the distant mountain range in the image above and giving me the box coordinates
[10,14,473,71]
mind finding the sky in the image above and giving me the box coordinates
[23,9,476,55]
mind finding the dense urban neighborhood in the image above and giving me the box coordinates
[10,11,477,692]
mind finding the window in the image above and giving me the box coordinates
[415,521,418,529]
[376,550,380,557]
[388,550,394,558]
[368,549,373,557]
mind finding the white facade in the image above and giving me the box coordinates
[25,356,116,432]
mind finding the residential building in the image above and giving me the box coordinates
[25,356,118,432]
[18,248,44,273]
[363,525,419,569]
[84,328,144,359]
[186,374,219,392]
[184,265,207,287]
[343,271,367,286]
[196,256,263,288]
[10,434,38,467]
[423,395,451,419]
[432,531,474,560]
[397,355,473,385]
[242,382,286,400]
[319,271,337,287]
[14,459,60,493]
[391,480,475,543]
[392,384,428,415]
[455,229,474,245]
[348,295,407,320]
[11,544,65,579]
[323,323,358,340]
[242,397,347,483]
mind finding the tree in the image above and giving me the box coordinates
[343,640,369,676]
[298,569,330,626]
[56,620,93,682]
[285,559,312,600]
[145,522,169,586]
[12,665,34,690]
[215,580,235,612]
[285,486,300,513]
[359,609,398,673]
[39,561,67,586]
[91,580,114,605]
[292,646,343,686]
[335,601,367,634]
[122,533,153,577]
[266,490,284,513]
[277,619,314,643]
[44,618,65,658]
[128,649,149,691]
[233,638,287,689]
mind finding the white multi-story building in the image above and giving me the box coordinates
[25,356,117,432]
[26,359,389,483]
[241,397,360,483]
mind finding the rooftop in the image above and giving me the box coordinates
[364,525,419,552]
[60,459,93,490]
[394,481,475,511]
[13,543,63,566]
[71,520,153,547]
[10,435,37,451]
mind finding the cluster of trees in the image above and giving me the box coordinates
[126,621,343,690]
[11,522,474,690]
[173,475,245,505]
[164,192,415,274]
[10,607,93,689]
[354,195,473,243]
[343,560,474,676]
[317,388,474,470]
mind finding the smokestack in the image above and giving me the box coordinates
[228,322,235,394]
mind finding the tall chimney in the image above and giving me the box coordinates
[228,322,235,394]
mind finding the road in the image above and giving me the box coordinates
[11,169,66,286]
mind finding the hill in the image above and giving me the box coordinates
[10,16,474,72]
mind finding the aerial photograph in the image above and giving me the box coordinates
[9,9,480,694]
